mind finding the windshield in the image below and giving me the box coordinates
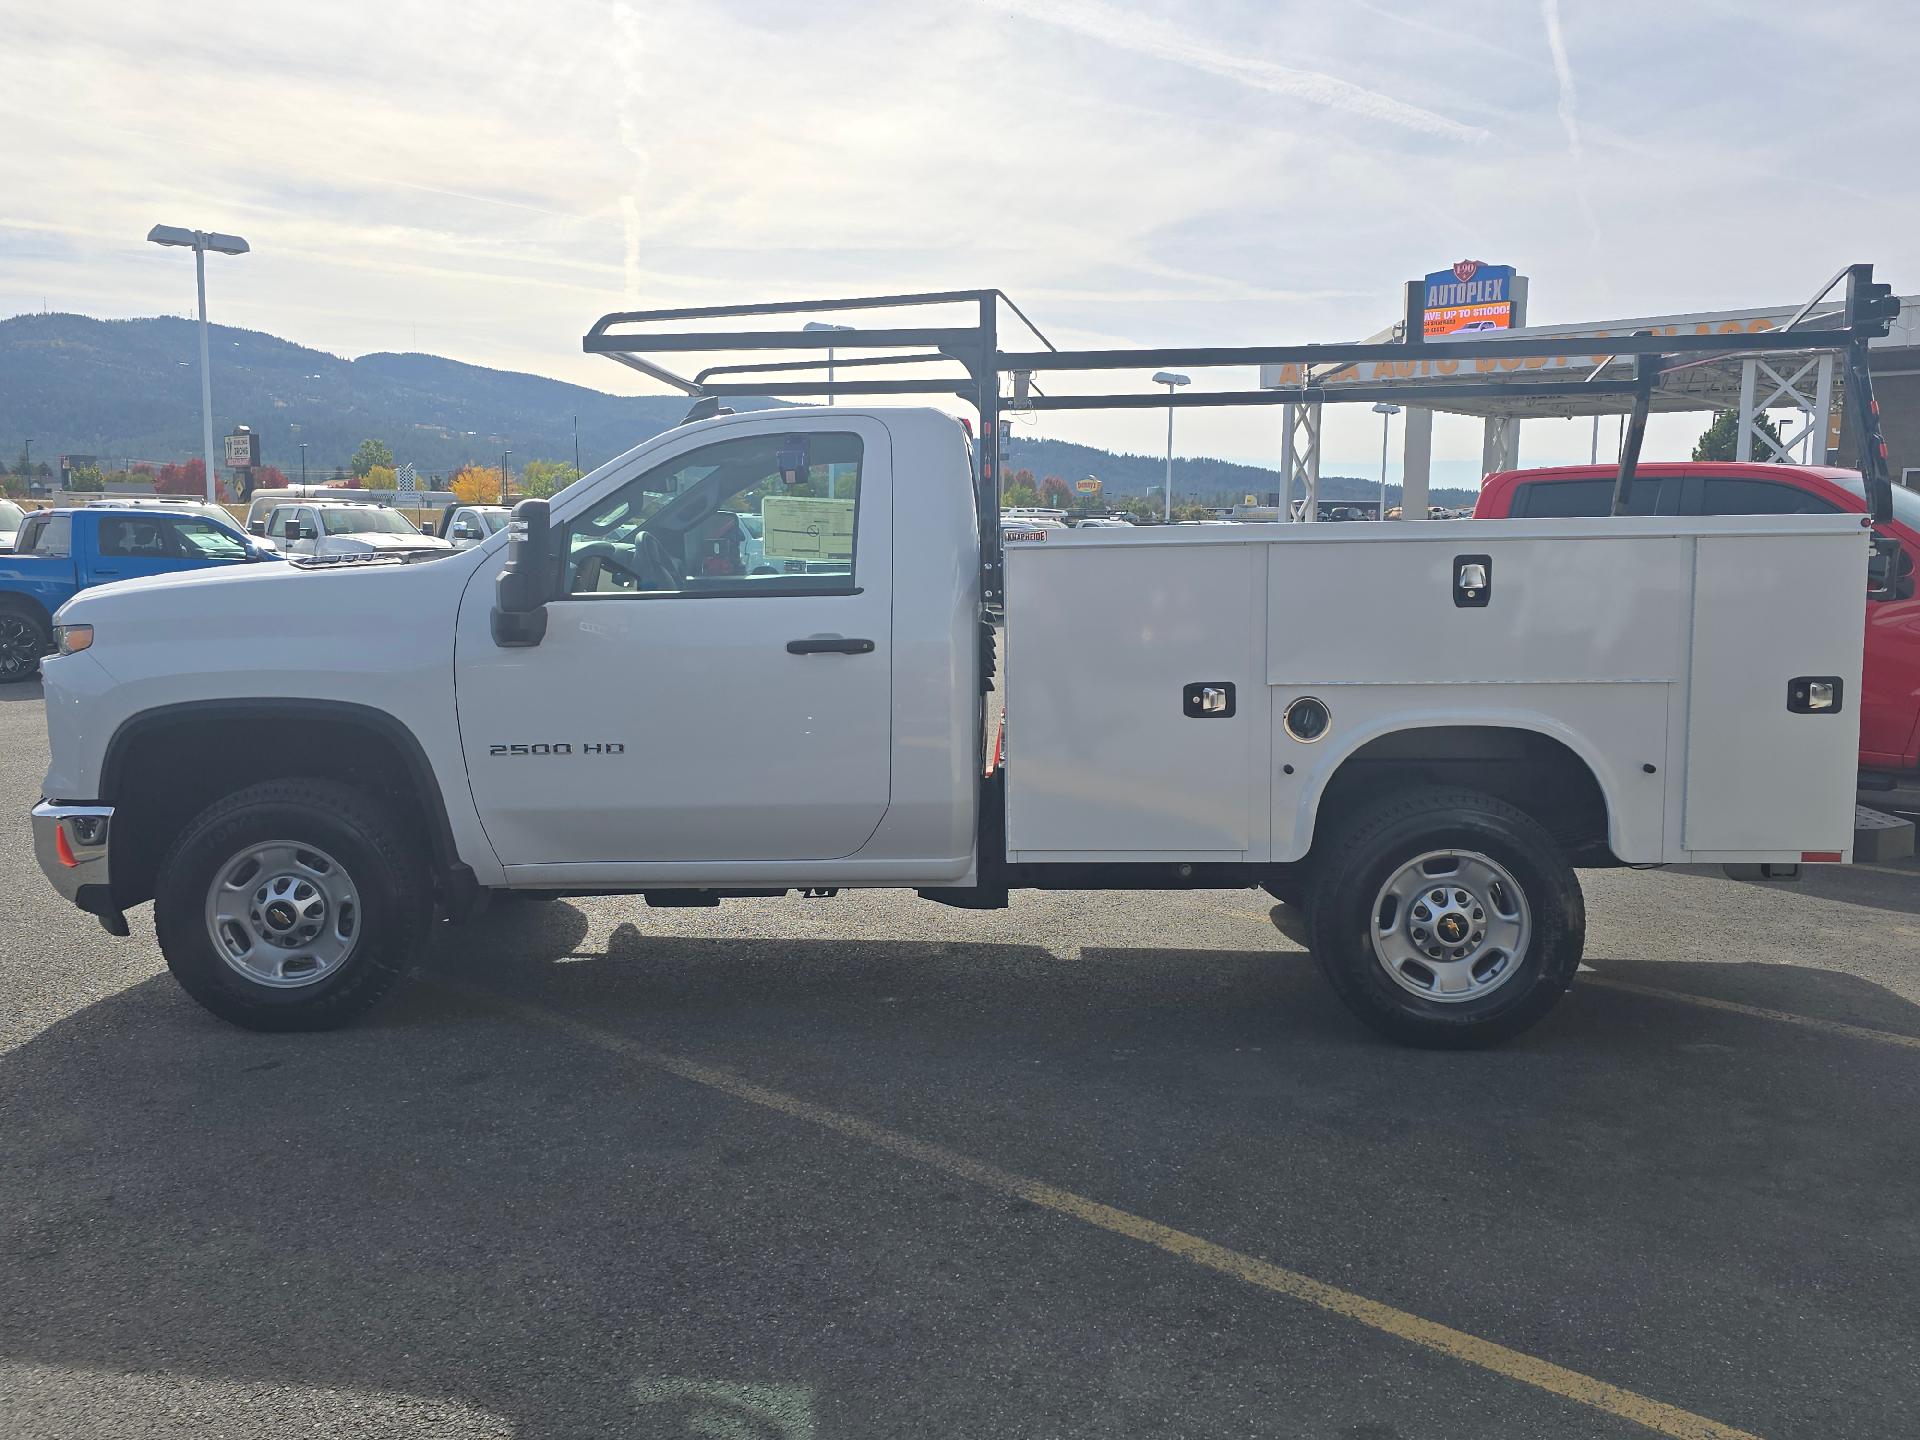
[1828,473,1920,529]
[319,507,420,536]
[0,500,22,530]
[480,510,508,535]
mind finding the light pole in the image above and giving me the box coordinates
[298,443,308,486]
[147,225,249,502]
[1151,371,1190,522]
[500,450,511,506]
[804,322,854,403]
[21,438,31,484]
[572,414,581,478]
[1371,402,1401,519]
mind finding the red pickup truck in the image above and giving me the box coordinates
[1474,462,1920,776]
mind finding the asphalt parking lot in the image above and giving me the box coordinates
[3,682,1919,1439]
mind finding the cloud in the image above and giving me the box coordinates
[1540,0,1602,249]
[977,0,1487,142]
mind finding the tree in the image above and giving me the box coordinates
[1693,408,1785,462]
[1002,481,1039,508]
[451,465,504,505]
[349,438,395,478]
[520,459,580,499]
[66,464,105,493]
[1039,474,1073,508]
[253,464,289,489]
[153,459,206,495]
[364,464,397,492]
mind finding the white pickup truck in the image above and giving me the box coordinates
[31,400,1870,1046]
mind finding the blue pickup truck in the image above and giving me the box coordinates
[0,504,276,683]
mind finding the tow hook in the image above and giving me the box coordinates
[97,909,131,937]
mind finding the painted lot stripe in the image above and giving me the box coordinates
[1582,976,1920,1052]
[449,982,1761,1440]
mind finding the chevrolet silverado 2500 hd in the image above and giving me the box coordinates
[31,404,1869,1046]
[31,276,1901,1046]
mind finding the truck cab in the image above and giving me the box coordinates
[1476,462,1920,774]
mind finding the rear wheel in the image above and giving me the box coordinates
[1305,787,1584,1048]
[155,778,430,1031]
[0,603,50,684]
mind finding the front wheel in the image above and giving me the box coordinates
[1305,787,1585,1048]
[0,604,50,684]
[154,778,431,1031]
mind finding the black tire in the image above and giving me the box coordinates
[1305,787,1584,1049]
[154,778,431,1031]
[0,601,50,684]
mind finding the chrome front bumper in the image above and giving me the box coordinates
[32,801,115,913]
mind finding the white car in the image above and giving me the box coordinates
[264,502,453,558]
[0,499,23,552]
[440,505,511,549]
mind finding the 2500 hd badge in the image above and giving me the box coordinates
[488,742,626,756]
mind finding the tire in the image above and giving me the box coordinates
[1305,787,1584,1049]
[0,602,50,684]
[154,778,431,1031]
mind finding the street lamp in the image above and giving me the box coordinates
[804,322,854,403]
[298,442,308,486]
[1151,371,1190,522]
[20,439,31,481]
[500,450,512,506]
[147,224,249,502]
[1371,402,1401,519]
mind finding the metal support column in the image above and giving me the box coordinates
[1480,416,1519,475]
[1400,407,1432,519]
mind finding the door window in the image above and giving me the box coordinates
[563,431,863,597]
[1692,476,1840,516]
[97,515,169,557]
[1510,477,1663,517]
[168,517,251,560]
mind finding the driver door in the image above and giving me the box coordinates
[454,416,894,875]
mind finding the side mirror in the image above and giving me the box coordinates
[492,498,552,647]
[296,523,317,541]
[249,520,266,536]
[420,521,436,535]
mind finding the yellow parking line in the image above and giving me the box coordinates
[1582,977,1920,1051]
[448,981,1762,1440]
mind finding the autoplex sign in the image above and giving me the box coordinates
[1423,260,1514,339]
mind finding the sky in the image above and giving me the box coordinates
[3,0,1916,485]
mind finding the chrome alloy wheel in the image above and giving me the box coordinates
[1370,849,1531,1003]
[204,840,362,988]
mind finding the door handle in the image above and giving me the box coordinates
[786,636,875,655]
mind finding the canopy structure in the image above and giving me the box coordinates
[1258,295,1919,512]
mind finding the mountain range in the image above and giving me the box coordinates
[0,312,1469,505]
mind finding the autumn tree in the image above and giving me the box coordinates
[1039,474,1072,508]
[66,464,106,492]
[364,464,398,492]
[350,438,395,478]
[154,459,206,495]
[451,465,505,505]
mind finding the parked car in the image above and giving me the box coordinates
[0,504,275,681]
[79,496,262,547]
[263,502,453,559]
[436,503,510,549]
[0,499,24,552]
[1475,461,1920,776]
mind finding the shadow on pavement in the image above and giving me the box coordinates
[3,900,1919,1438]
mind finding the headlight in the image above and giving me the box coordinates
[53,623,93,656]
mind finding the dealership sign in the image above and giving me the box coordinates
[1423,260,1514,339]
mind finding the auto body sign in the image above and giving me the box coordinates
[1423,260,1514,339]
